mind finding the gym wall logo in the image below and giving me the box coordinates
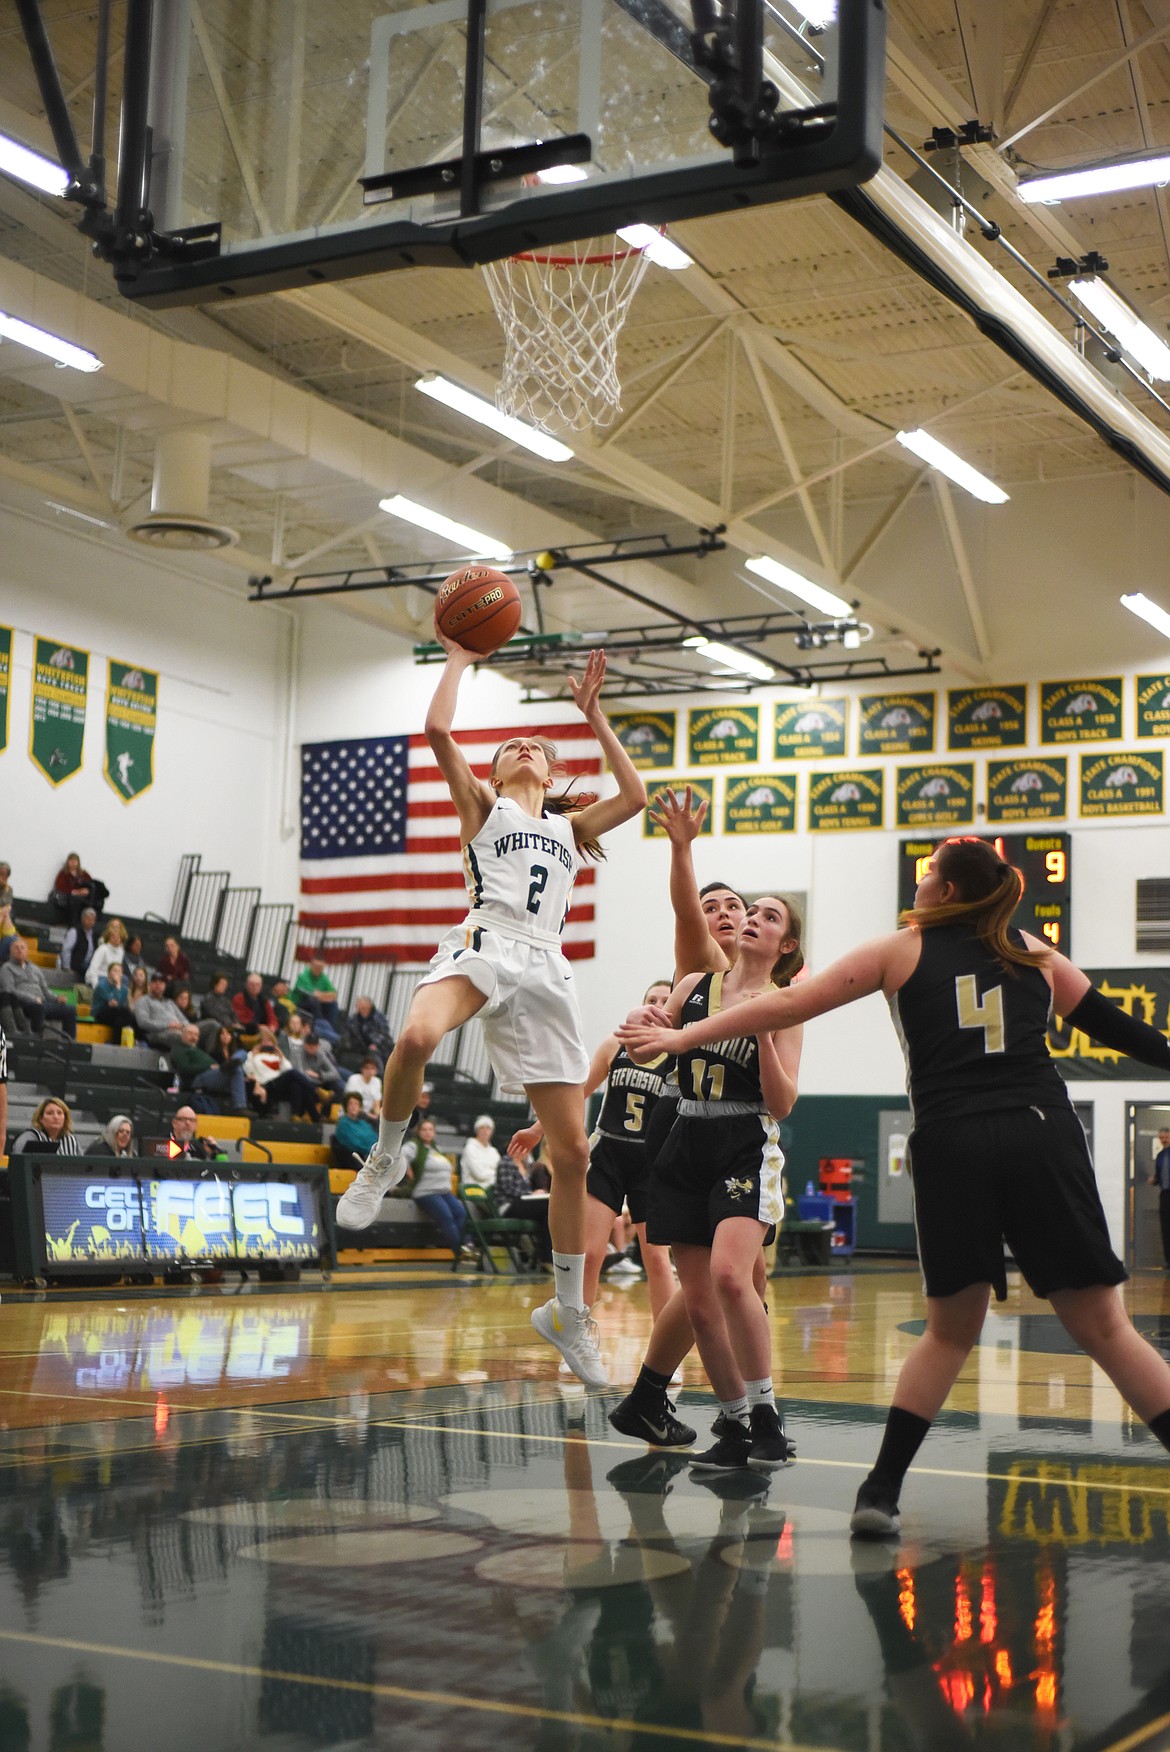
[986,758,1068,823]
[30,634,88,786]
[947,684,1027,750]
[0,624,10,755]
[1136,672,1170,739]
[642,776,714,838]
[610,709,676,769]
[104,659,159,802]
[1048,969,1170,1078]
[1040,678,1123,743]
[858,691,935,755]
[1079,750,1163,818]
[808,767,884,831]
[773,696,847,760]
[724,773,796,835]
[991,1453,1170,1546]
[687,704,759,765]
[894,763,975,829]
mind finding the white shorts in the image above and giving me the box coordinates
[419,922,590,1096]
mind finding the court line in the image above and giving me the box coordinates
[1102,1713,1170,1752]
[0,1629,838,1752]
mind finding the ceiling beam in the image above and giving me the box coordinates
[842,469,928,583]
[997,16,1170,153]
[1116,0,1170,302]
[740,336,835,573]
[1002,0,1060,130]
[190,1,275,237]
[955,0,1005,139]
[931,476,991,665]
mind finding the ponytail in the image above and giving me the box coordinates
[771,896,805,988]
[900,838,1047,971]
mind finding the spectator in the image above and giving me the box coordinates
[126,965,149,1013]
[0,938,77,1039]
[292,956,341,1041]
[343,994,394,1061]
[86,1114,136,1158]
[59,906,99,981]
[410,1080,433,1132]
[460,1115,500,1189]
[0,862,12,911]
[133,970,188,1051]
[0,904,16,969]
[168,1105,223,1160]
[495,1148,552,1263]
[91,960,136,1039]
[199,972,237,1028]
[86,918,127,989]
[279,1010,309,1063]
[173,1022,248,1112]
[122,934,147,982]
[0,1019,7,1150]
[269,978,296,1030]
[243,1026,319,1119]
[404,1117,470,1258]
[232,972,277,1039]
[332,1090,377,1173]
[169,984,199,1024]
[50,853,108,926]
[302,1032,347,1105]
[12,1096,81,1156]
[345,1056,383,1118]
[156,936,191,985]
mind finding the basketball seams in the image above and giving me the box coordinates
[435,563,522,655]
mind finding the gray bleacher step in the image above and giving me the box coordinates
[90,1044,167,1071]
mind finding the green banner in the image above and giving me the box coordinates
[1079,750,1163,817]
[808,768,884,831]
[772,697,847,760]
[30,636,88,785]
[1136,673,1170,739]
[687,704,759,765]
[724,773,796,834]
[894,762,974,829]
[105,660,158,801]
[1040,678,1122,743]
[858,692,935,755]
[643,775,715,837]
[1049,969,1170,1079]
[986,757,1068,823]
[0,624,10,754]
[947,684,1027,750]
[610,708,676,769]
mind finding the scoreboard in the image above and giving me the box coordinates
[897,833,1072,955]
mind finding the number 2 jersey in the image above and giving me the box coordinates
[462,795,579,942]
[889,923,1070,1125]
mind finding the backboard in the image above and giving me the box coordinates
[115,0,885,306]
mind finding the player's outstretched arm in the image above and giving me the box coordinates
[1032,936,1170,1071]
[424,631,495,841]
[650,786,727,976]
[565,651,648,842]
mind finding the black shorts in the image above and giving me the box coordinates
[646,1113,784,1248]
[643,1091,679,1170]
[909,1104,1127,1302]
[587,1134,650,1224]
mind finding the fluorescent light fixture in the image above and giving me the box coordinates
[415,376,572,462]
[1018,151,1170,205]
[782,0,837,25]
[378,494,512,561]
[744,554,852,617]
[0,311,102,372]
[0,131,69,196]
[895,428,1009,504]
[1068,277,1170,381]
[616,224,692,270]
[533,164,589,186]
[684,635,775,682]
[1122,592,1170,641]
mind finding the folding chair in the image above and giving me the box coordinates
[458,1185,541,1274]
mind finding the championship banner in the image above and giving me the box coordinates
[104,659,158,801]
[773,697,847,760]
[609,708,676,769]
[1079,750,1163,818]
[0,624,10,754]
[1040,678,1122,743]
[858,691,935,755]
[947,684,1027,750]
[894,762,974,829]
[687,703,759,765]
[30,635,88,785]
[808,768,884,831]
[643,775,715,837]
[1136,673,1170,739]
[1048,968,1170,1078]
[986,757,1068,823]
[724,773,796,834]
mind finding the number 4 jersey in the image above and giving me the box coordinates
[463,795,579,941]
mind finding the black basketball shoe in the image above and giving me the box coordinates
[747,1404,796,1470]
[606,1451,690,1495]
[850,1478,901,1539]
[688,1419,753,1471]
[608,1394,696,1449]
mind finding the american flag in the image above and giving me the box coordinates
[299,723,602,963]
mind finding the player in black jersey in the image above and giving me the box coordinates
[620,837,1170,1537]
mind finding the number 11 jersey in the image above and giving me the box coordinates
[463,795,579,941]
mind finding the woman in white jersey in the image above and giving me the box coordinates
[337,634,647,1387]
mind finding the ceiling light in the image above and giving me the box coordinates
[1018,151,1170,205]
[0,311,101,372]
[0,131,68,196]
[1068,277,1170,380]
[777,0,837,25]
[684,635,775,682]
[616,224,692,270]
[744,554,852,616]
[533,164,589,186]
[415,376,572,461]
[895,428,1009,503]
[378,494,512,561]
[1122,592,1170,640]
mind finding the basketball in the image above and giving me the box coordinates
[434,564,522,655]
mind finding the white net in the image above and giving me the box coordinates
[482,237,654,435]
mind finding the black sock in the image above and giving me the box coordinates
[867,1405,932,1495]
[1148,1408,1170,1453]
[630,1364,672,1404]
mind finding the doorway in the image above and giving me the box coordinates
[1126,1101,1170,1269]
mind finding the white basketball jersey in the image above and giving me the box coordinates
[462,796,579,939]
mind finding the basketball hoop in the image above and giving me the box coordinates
[482,233,656,436]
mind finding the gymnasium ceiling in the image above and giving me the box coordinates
[4,1,1170,692]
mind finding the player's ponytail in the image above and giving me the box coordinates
[771,896,805,988]
[900,837,1047,970]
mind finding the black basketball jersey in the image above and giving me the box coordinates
[889,923,1070,1124]
[677,971,764,1106]
[596,1045,673,1141]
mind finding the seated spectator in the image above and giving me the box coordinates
[292,956,341,1041]
[343,994,394,1061]
[168,1105,224,1160]
[0,903,16,969]
[59,906,99,979]
[91,960,136,1038]
[495,1148,552,1263]
[86,918,126,989]
[12,1096,82,1155]
[332,1090,377,1173]
[133,970,188,1051]
[279,1010,308,1062]
[269,978,296,1030]
[404,1117,470,1258]
[122,934,147,982]
[0,938,77,1039]
[302,1032,347,1105]
[86,1113,136,1158]
[345,1056,383,1118]
[169,984,199,1024]
[173,1022,247,1112]
[197,972,237,1051]
[156,935,191,986]
[50,853,108,926]
[460,1115,500,1189]
[232,972,277,1039]
[126,965,149,1012]
[0,862,12,911]
[243,1026,319,1119]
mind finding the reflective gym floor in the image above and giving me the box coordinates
[2,1266,1170,1752]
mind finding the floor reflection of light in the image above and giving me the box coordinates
[897,1566,915,1632]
